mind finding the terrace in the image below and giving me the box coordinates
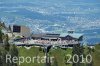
[11,30,83,48]
[13,39,79,46]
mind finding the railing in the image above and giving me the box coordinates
[13,39,79,46]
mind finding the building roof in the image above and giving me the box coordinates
[60,33,83,39]
[32,33,46,38]
[32,33,60,38]
[45,33,60,37]
[32,33,83,39]
[42,37,58,39]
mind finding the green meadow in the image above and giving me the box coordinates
[18,46,72,66]
[18,44,100,66]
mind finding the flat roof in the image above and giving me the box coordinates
[32,33,83,39]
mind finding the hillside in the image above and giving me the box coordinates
[18,44,100,66]
[18,47,72,66]
[92,44,100,66]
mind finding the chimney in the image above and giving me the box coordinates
[68,30,74,34]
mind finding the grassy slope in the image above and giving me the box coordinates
[49,48,72,66]
[92,44,100,66]
[84,44,100,66]
[18,44,100,66]
[18,46,45,66]
[18,47,72,66]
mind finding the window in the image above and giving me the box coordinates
[13,25,21,33]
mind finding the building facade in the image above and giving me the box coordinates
[12,25,31,37]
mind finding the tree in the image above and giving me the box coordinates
[2,48,8,66]
[9,25,11,31]
[52,57,58,66]
[4,34,10,51]
[9,44,18,66]
[0,21,3,28]
[72,44,84,66]
[2,22,5,28]
[0,29,3,43]
[39,47,42,51]
[86,47,94,66]
[0,48,3,66]
[10,44,18,57]
[46,56,51,66]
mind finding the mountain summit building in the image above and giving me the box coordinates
[10,26,83,48]
[12,25,31,37]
